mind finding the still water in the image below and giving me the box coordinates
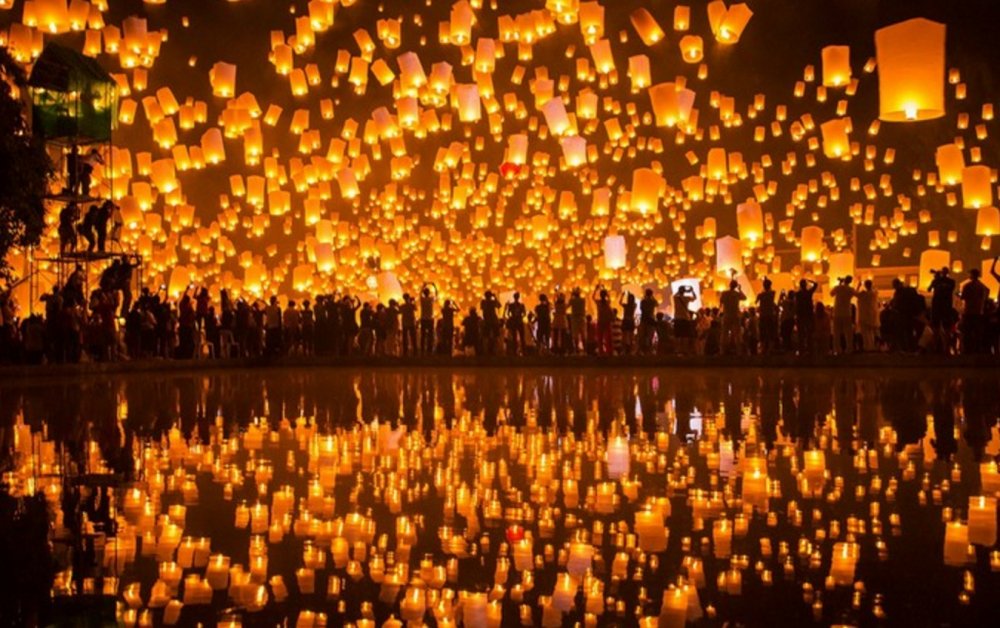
[2,368,999,627]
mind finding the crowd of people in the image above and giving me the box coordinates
[2,258,1000,365]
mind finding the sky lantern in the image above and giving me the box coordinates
[976,207,1000,236]
[875,18,946,121]
[707,1,753,44]
[603,235,626,270]
[209,61,236,98]
[630,8,664,46]
[827,251,855,287]
[715,236,743,275]
[648,82,695,127]
[541,97,571,136]
[377,271,403,303]
[34,0,69,35]
[800,226,825,262]
[200,128,226,164]
[736,201,763,244]
[961,165,992,208]
[580,2,604,42]
[631,168,664,214]
[919,249,951,289]
[821,45,851,87]
[560,135,587,168]
[627,54,651,89]
[820,118,851,158]
[707,148,727,180]
[679,35,703,63]
[454,84,481,122]
[936,143,965,185]
[449,0,474,45]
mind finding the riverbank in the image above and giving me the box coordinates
[1,352,998,381]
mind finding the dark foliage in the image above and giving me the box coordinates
[0,48,53,285]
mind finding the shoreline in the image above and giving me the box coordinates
[1,352,998,382]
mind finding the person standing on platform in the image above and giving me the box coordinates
[830,276,857,355]
[265,296,283,356]
[400,293,417,356]
[856,279,880,352]
[637,289,658,355]
[58,202,79,254]
[720,280,747,355]
[94,200,113,253]
[959,268,989,354]
[756,278,778,354]
[419,283,437,355]
[569,288,587,354]
[80,204,99,253]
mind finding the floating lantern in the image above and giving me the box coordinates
[707,1,753,44]
[715,236,743,275]
[976,207,1000,236]
[961,165,992,208]
[820,118,850,159]
[919,249,951,290]
[936,144,965,185]
[649,82,696,127]
[821,45,851,87]
[209,61,237,98]
[800,226,825,263]
[875,18,946,121]
[679,35,703,63]
[736,201,763,244]
[603,235,627,270]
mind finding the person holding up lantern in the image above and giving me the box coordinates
[593,286,614,356]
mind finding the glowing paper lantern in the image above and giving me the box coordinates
[679,36,703,64]
[716,236,744,275]
[820,118,850,158]
[827,251,855,288]
[821,46,851,87]
[378,271,403,304]
[936,144,965,186]
[800,226,825,263]
[961,165,992,208]
[648,82,696,127]
[630,168,664,214]
[541,97,571,136]
[875,18,946,121]
[707,1,753,44]
[630,8,665,46]
[209,62,237,98]
[603,235,627,270]
[168,266,191,298]
[976,207,999,236]
[707,148,727,180]
[919,249,951,290]
[736,201,763,243]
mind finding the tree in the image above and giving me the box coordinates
[0,47,54,285]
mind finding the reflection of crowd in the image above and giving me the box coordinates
[1,259,1000,364]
